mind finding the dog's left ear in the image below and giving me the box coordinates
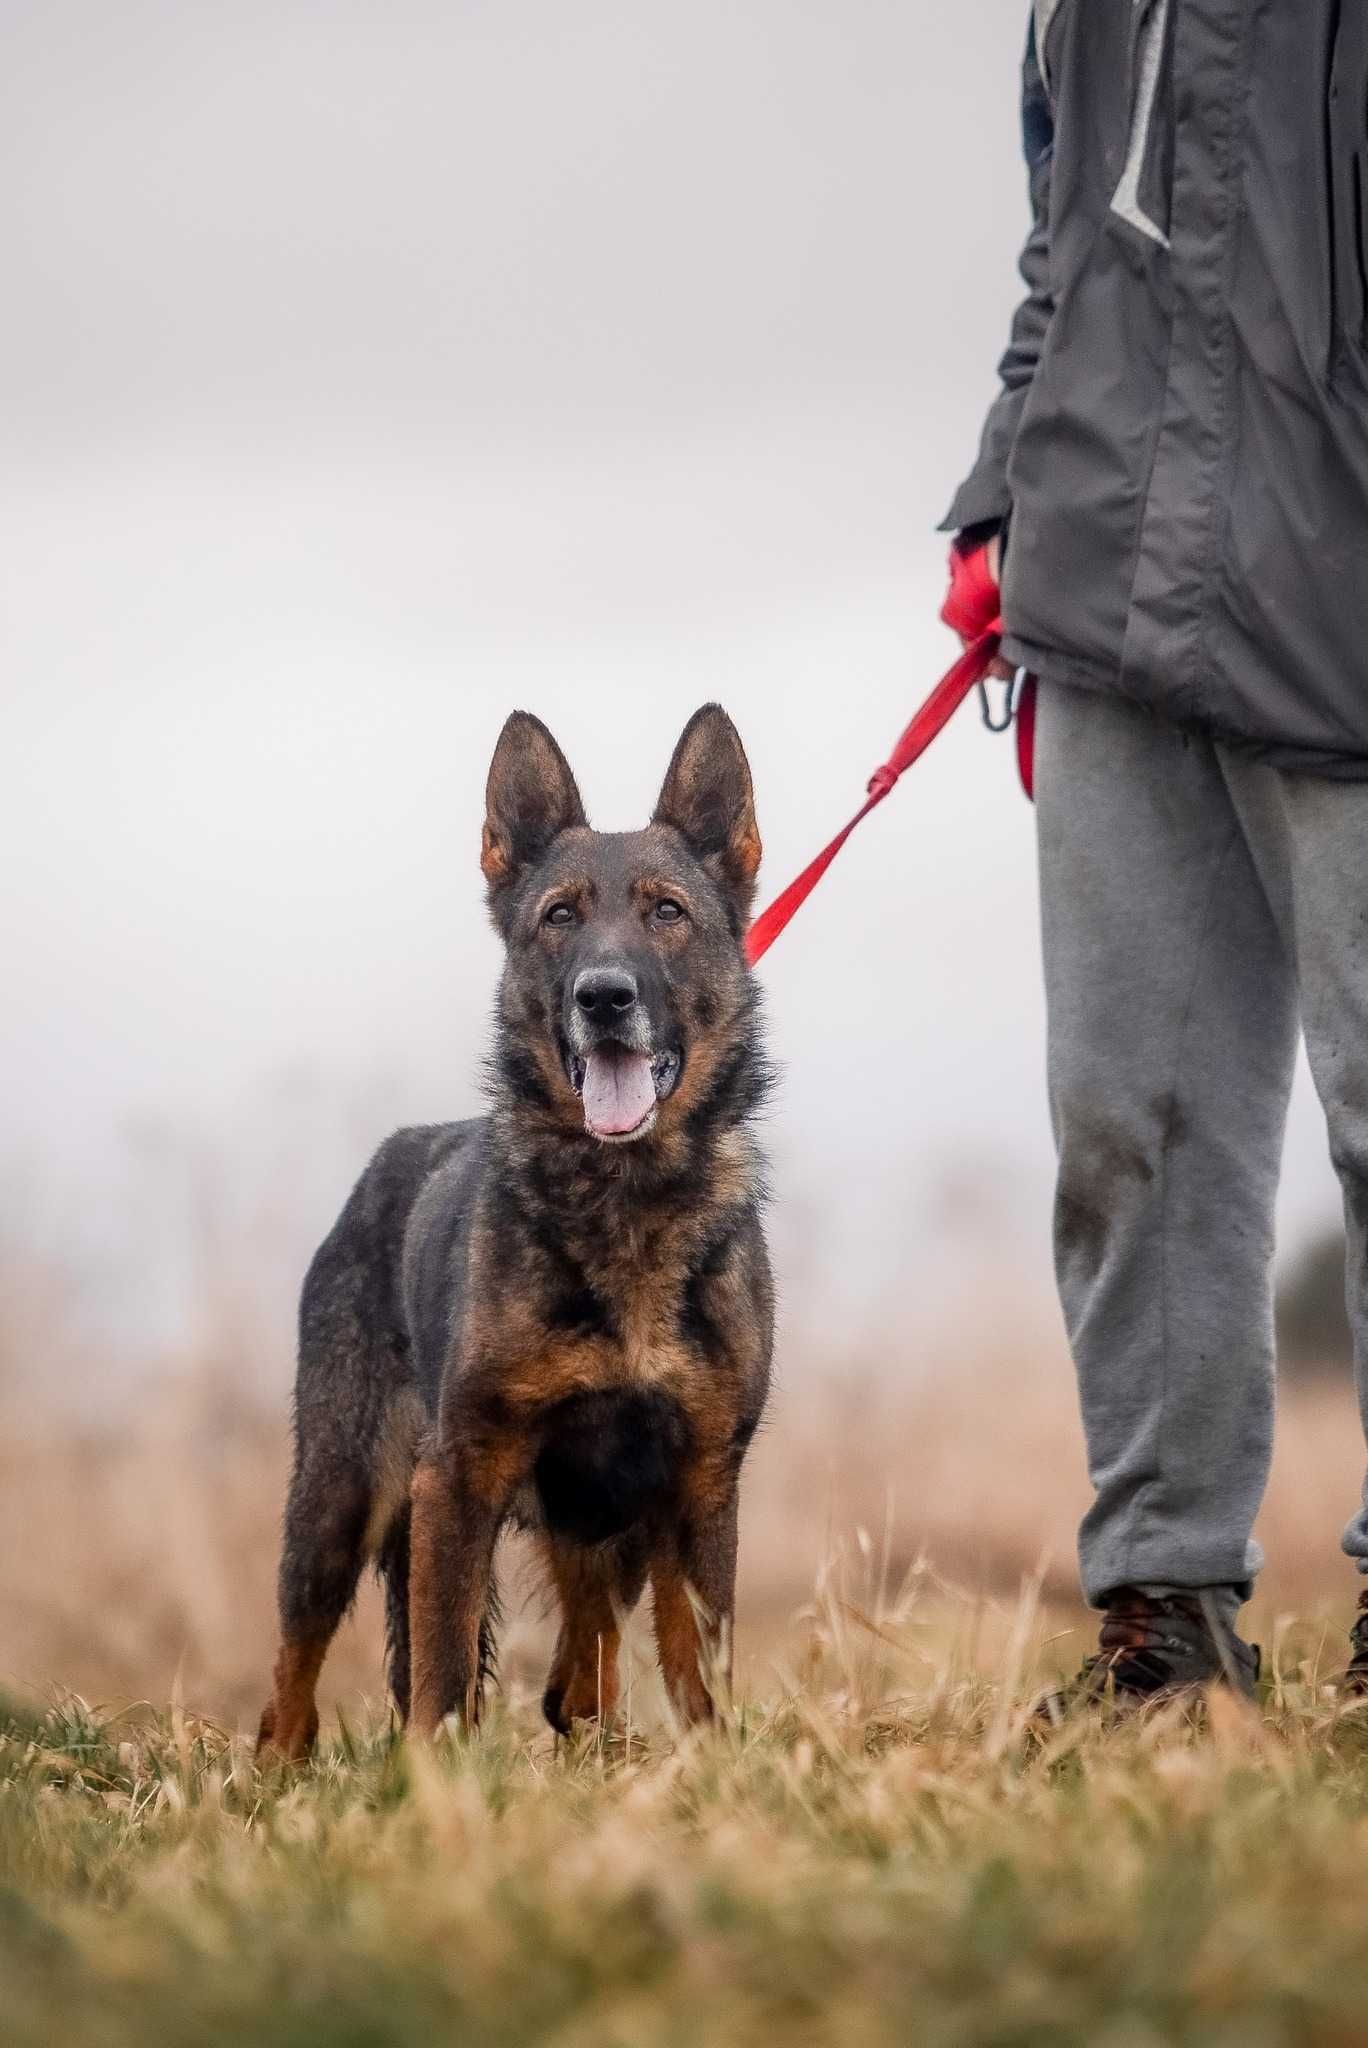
[653,704,762,916]
[482,712,587,911]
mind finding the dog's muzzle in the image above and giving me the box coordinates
[563,1036,681,1141]
[561,969,680,1140]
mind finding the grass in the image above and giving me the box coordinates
[4,1327,1367,2043]
[7,1586,1368,2047]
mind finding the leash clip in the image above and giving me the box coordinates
[978,664,1029,735]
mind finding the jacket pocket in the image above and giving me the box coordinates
[1327,9,1368,352]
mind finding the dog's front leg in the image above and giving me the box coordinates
[651,1482,739,1727]
[408,1450,502,1737]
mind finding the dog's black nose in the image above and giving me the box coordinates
[573,968,638,1024]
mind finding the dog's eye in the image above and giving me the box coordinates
[544,903,576,927]
[653,899,685,924]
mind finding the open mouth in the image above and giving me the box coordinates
[564,1043,681,1142]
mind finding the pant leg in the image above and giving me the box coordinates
[1036,682,1299,1605]
[1267,772,1368,1570]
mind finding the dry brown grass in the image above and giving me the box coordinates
[7,1271,1368,2046]
[10,1546,1368,2048]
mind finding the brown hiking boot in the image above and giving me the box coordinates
[1342,1589,1368,1694]
[1036,1587,1260,1726]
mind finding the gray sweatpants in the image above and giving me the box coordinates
[1036,680,1368,1607]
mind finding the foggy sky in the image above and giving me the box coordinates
[1,1,1340,1365]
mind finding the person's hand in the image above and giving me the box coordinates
[942,533,1013,680]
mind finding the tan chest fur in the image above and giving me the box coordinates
[461,1130,753,1438]
[480,1249,699,1413]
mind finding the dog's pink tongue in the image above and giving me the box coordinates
[582,1048,656,1137]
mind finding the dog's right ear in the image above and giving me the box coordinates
[481,713,587,911]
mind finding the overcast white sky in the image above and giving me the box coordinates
[1,0,1342,1371]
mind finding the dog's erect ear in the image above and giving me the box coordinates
[481,713,587,902]
[652,704,761,914]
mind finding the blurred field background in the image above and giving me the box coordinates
[1,1201,1359,1728]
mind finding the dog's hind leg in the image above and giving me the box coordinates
[540,1531,649,1736]
[377,1506,412,1725]
[257,1444,373,1762]
[258,1311,414,1760]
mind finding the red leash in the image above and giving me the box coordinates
[745,544,1032,968]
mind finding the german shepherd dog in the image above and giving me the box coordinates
[257,705,773,1757]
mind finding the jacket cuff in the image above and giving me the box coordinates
[938,469,1012,536]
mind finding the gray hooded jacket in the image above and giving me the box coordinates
[946,3,1368,775]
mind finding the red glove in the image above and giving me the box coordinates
[940,535,1002,645]
[940,534,1036,798]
